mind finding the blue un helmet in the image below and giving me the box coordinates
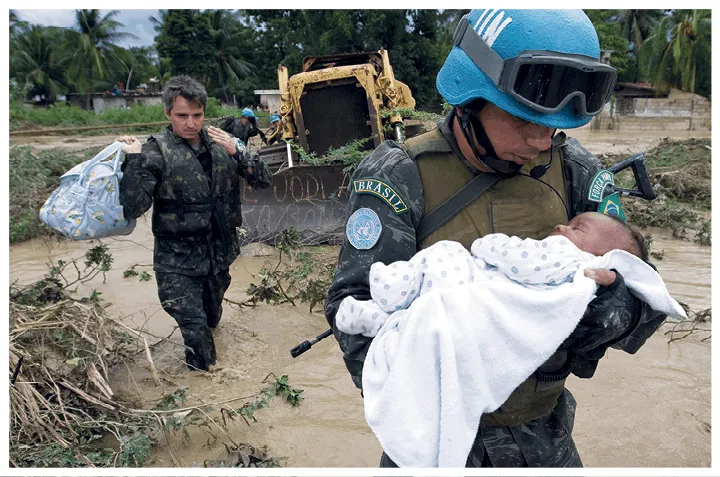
[241,108,255,118]
[269,114,281,124]
[437,10,616,129]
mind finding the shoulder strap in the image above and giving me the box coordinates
[416,172,501,244]
[403,128,451,158]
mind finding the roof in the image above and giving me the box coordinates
[254,90,281,95]
[615,82,656,92]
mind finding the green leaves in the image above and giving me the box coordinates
[246,227,336,311]
[272,374,304,406]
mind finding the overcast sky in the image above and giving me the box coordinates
[14,9,160,49]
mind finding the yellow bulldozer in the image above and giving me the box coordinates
[243,49,418,245]
[259,49,416,164]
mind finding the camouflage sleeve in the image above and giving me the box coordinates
[119,139,163,219]
[561,137,666,377]
[561,137,604,218]
[324,140,424,390]
[236,151,271,189]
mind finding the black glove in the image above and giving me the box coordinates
[561,270,640,355]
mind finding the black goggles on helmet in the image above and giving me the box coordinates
[453,15,617,116]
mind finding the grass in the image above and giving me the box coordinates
[10,98,271,134]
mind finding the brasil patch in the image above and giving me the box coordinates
[599,192,627,221]
[352,177,408,214]
[346,207,382,250]
[588,170,615,203]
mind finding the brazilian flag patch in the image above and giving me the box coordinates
[352,177,408,214]
[599,192,627,221]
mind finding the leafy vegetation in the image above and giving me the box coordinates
[10,247,303,468]
[240,228,336,313]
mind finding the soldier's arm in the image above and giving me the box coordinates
[119,140,163,219]
[236,151,272,189]
[325,141,424,390]
[561,138,666,377]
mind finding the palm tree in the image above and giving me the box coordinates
[641,9,711,93]
[10,24,70,104]
[617,9,664,51]
[116,46,156,91]
[9,10,29,39]
[64,9,136,108]
[205,10,255,103]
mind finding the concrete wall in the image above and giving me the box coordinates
[256,92,281,114]
[67,93,163,114]
[592,94,711,131]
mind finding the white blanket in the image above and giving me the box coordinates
[361,250,686,468]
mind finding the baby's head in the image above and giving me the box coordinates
[549,212,648,260]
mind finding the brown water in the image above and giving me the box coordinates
[10,126,711,157]
[8,217,711,467]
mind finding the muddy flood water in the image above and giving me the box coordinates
[9,219,711,468]
[8,128,712,468]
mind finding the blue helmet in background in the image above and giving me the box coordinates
[269,114,281,124]
[241,108,255,118]
[437,10,615,129]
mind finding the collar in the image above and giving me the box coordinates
[437,109,487,175]
[166,125,211,151]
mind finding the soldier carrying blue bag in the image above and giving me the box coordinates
[116,75,272,371]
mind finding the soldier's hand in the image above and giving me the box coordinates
[116,135,142,154]
[584,268,617,286]
[207,126,238,155]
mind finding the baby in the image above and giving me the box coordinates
[336,212,648,337]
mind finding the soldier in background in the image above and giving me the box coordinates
[264,114,282,146]
[226,107,265,146]
[117,75,271,371]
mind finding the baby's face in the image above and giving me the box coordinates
[548,212,624,256]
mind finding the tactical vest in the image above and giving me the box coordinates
[404,128,572,427]
[150,130,242,243]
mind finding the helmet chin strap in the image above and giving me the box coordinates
[459,106,524,177]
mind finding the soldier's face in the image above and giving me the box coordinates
[165,96,205,143]
[477,103,554,165]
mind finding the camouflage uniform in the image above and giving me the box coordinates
[325,111,665,467]
[120,126,271,370]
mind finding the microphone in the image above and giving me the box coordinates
[530,143,555,179]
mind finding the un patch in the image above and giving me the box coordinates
[346,207,383,250]
[352,177,408,214]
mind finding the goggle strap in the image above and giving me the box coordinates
[454,15,505,86]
